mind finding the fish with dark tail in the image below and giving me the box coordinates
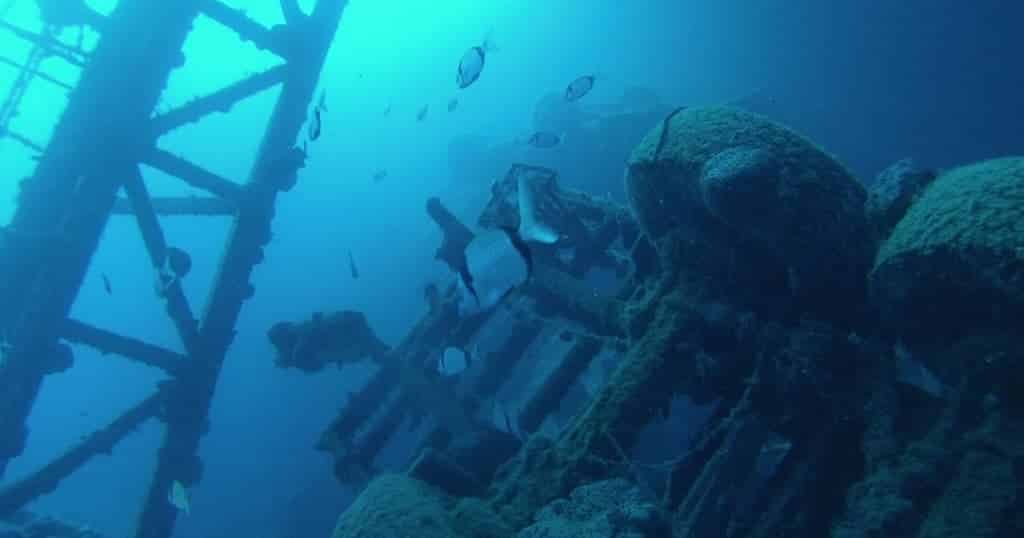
[426,166,561,310]
[101,273,112,295]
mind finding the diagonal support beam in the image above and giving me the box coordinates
[61,318,186,375]
[141,148,244,203]
[0,389,165,517]
[122,166,201,355]
[199,0,291,58]
[149,64,288,138]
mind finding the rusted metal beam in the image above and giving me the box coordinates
[132,2,349,537]
[149,64,288,137]
[0,389,164,517]
[112,195,236,216]
[0,0,203,478]
[199,0,291,58]
[141,148,244,203]
[61,318,185,375]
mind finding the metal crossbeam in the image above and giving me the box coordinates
[150,64,288,137]
[0,0,204,481]
[141,148,244,203]
[61,318,186,375]
[0,2,347,537]
[199,0,291,58]
[0,54,72,90]
[0,21,88,67]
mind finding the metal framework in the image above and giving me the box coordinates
[316,165,639,486]
[0,2,347,537]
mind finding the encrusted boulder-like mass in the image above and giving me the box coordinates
[871,157,1024,343]
[625,106,872,321]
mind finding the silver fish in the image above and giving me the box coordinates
[455,38,495,89]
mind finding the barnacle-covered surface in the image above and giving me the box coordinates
[871,157,1024,346]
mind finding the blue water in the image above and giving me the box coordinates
[0,1,1021,537]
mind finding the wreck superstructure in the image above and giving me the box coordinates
[321,111,1024,537]
[0,1,347,537]
[0,1,1021,537]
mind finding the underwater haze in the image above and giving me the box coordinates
[0,0,1022,537]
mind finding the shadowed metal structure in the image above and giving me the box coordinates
[0,1,347,536]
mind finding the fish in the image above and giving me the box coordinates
[308,107,322,141]
[101,273,112,295]
[564,75,596,101]
[458,169,559,313]
[447,97,459,112]
[455,37,496,89]
[348,250,359,279]
[526,131,562,149]
[383,104,392,116]
[372,169,388,183]
[167,480,191,515]
[416,104,429,122]
[516,171,560,245]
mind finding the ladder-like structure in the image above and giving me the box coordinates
[0,1,347,537]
